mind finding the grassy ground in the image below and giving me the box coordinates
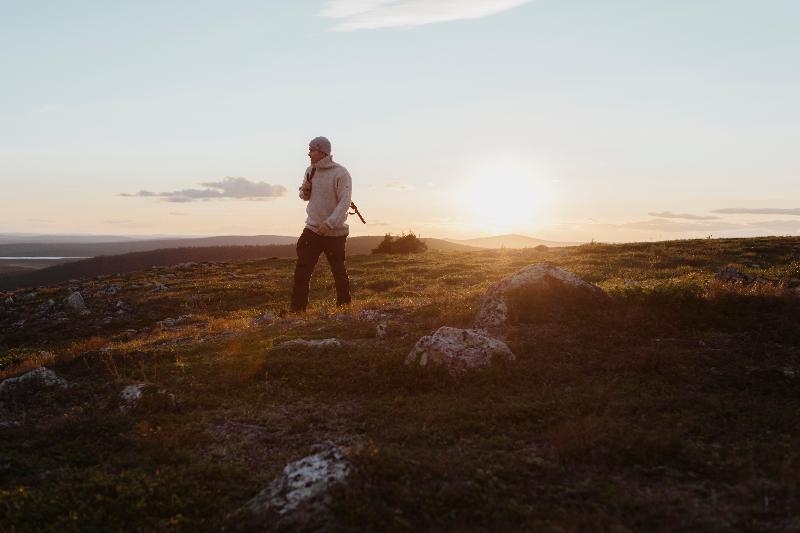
[1,237,799,531]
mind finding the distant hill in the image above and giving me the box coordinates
[447,234,578,249]
[0,235,299,258]
[0,237,479,290]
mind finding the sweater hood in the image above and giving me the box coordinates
[312,155,338,170]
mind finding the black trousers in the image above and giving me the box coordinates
[290,228,351,311]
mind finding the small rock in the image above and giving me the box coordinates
[233,443,351,529]
[99,284,121,296]
[37,299,56,312]
[63,291,88,313]
[360,309,390,322]
[406,326,515,377]
[716,265,753,283]
[280,338,343,349]
[376,322,388,339]
[158,315,192,329]
[119,383,176,413]
[151,283,170,292]
[21,292,37,301]
[252,312,276,325]
[3,296,14,305]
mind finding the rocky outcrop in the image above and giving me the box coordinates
[405,326,515,377]
[0,367,68,395]
[473,263,606,336]
[232,442,351,531]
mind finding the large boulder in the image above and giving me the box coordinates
[405,326,515,377]
[473,263,606,335]
[231,442,351,531]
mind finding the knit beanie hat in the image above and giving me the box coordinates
[309,136,331,155]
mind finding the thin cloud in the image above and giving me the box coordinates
[320,0,533,31]
[385,180,416,191]
[712,207,800,216]
[104,219,151,228]
[121,177,287,203]
[648,211,719,221]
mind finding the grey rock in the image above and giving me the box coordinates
[716,266,754,283]
[158,315,192,330]
[474,263,606,336]
[376,322,388,339]
[280,338,343,349]
[235,443,351,529]
[99,284,121,295]
[359,309,390,322]
[119,383,176,413]
[0,367,68,396]
[63,291,88,313]
[406,326,515,377]
[252,312,276,325]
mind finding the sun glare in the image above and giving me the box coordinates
[457,157,552,234]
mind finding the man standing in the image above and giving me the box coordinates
[289,136,352,312]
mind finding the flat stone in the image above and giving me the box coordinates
[280,338,343,349]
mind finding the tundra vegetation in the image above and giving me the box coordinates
[1,236,799,531]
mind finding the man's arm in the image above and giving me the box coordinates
[323,171,352,229]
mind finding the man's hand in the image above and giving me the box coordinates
[317,222,332,236]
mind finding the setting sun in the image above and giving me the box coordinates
[457,157,552,233]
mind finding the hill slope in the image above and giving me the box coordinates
[2,237,799,530]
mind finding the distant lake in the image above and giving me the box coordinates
[0,257,90,260]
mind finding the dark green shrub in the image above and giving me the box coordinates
[371,232,427,254]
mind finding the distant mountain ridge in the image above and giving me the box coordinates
[0,235,299,257]
[0,237,480,290]
[446,234,579,249]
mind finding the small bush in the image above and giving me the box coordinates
[372,232,428,254]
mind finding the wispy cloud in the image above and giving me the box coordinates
[320,0,533,31]
[121,177,287,203]
[104,219,151,228]
[385,180,416,191]
[648,211,719,221]
[711,207,800,216]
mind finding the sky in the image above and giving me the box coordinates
[1,0,799,242]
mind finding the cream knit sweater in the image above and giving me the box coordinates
[298,156,352,237]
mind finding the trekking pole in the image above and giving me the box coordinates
[349,202,366,224]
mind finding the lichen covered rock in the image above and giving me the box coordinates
[474,263,606,335]
[405,326,515,377]
[233,442,351,530]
